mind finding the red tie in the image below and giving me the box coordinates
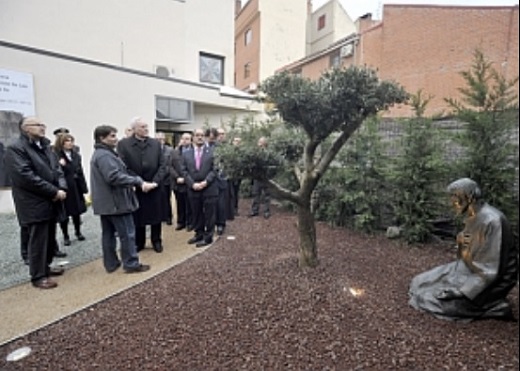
[195,148,202,170]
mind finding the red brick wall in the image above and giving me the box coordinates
[366,5,519,117]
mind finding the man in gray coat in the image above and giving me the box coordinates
[5,116,67,289]
[90,125,155,273]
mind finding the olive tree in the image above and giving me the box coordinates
[219,67,408,267]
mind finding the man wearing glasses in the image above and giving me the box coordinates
[5,116,68,289]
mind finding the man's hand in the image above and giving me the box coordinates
[53,190,67,201]
[436,288,463,300]
[176,177,185,184]
[141,182,157,193]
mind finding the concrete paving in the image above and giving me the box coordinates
[0,210,205,345]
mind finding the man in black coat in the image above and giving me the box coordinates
[5,116,68,289]
[117,117,166,253]
[182,128,218,247]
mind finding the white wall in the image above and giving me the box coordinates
[258,0,307,81]
[0,0,235,85]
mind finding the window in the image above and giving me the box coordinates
[199,53,224,84]
[245,29,252,45]
[244,62,251,78]
[329,50,341,68]
[155,96,193,123]
[318,14,326,30]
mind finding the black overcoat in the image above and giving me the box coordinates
[5,134,67,225]
[55,149,88,217]
[117,136,166,225]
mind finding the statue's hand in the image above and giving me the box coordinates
[436,288,463,300]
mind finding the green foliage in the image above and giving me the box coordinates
[260,67,408,140]
[445,49,519,238]
[392,91,449,244]
[314,117,391,232]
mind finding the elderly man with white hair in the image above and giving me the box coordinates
[116,117,166,253]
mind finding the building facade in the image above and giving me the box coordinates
[0,0,265,212]
[234,0,308,92]
[280,4,519,117]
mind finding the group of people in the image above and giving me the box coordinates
[4,116,519,323]
[5,116,272,289]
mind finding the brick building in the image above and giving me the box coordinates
[280,4,519,117]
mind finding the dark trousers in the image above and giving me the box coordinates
[251,180,270,214]
[100,214,140,271]
[21,224,60,261]
[59,214,81,238]
[27,220,56,282]
[135,223,162,250]
[231,179,241,212]
[188,191,217,243]
[174,190,192,227]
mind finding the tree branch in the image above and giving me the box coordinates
[265,179,302,206]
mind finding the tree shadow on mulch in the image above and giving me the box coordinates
[1,203,518,370]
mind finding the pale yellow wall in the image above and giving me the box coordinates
[0,0,235,86]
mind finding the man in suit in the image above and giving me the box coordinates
[155,131,174,226]
[181,128,218,247]
[171,132,192,231]
[117,117,165,253]
[5,116,68,289]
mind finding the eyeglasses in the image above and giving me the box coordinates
[26,123,47,128]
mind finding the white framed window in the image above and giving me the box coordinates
[245,29,253,45]
[155,96,193,123]
[200,53,224,84]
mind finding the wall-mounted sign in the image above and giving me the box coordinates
[0,68,35,117]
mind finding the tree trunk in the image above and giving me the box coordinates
[297,204,318,268]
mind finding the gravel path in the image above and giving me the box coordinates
[0,204,518,370]
[0,209,103,291]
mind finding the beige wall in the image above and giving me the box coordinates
[235,0,261,91]
[0,0,236,86]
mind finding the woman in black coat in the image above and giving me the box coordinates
[54,134,88,245]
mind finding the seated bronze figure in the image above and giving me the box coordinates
[409,178,518,322]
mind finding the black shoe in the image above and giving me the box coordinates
[186,225,194,232]
[216,225,225,236]
[23,258,29,266]
[54,250,67,258]
[175,224,185,231]
[124,264,151,273]
[248,212,259,218]
[49,267,65,276]
[63,237,71,246]
[188,236,203,244]
[153,242,163,253]
[76,233,86,241]
[166,219,173,226]
[195,239,212,248]
[264,212,271,219]
[136,245,145,252]
[106,263,121,273]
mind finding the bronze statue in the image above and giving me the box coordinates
[409,178,518,322]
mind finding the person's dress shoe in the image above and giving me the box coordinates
[264,212,271,219]
[49,267,65,276]
[216,225,225,236]
[23,258,29,266]
[32,278,58,289]
[76,233,86,241]
[153,242,163,253]
[186,225,194,232]
[195,240,212,248]
[124,264,151,273]
[188,236,203,244]
[248,212,259,218]
[63,237,71,246]
[136,245,145,252]
[166,219,173,226]
[54,250,67,258]
[106,263,121,273]
[175,224,185,231]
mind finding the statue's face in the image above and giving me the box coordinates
[450,192,470,215]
